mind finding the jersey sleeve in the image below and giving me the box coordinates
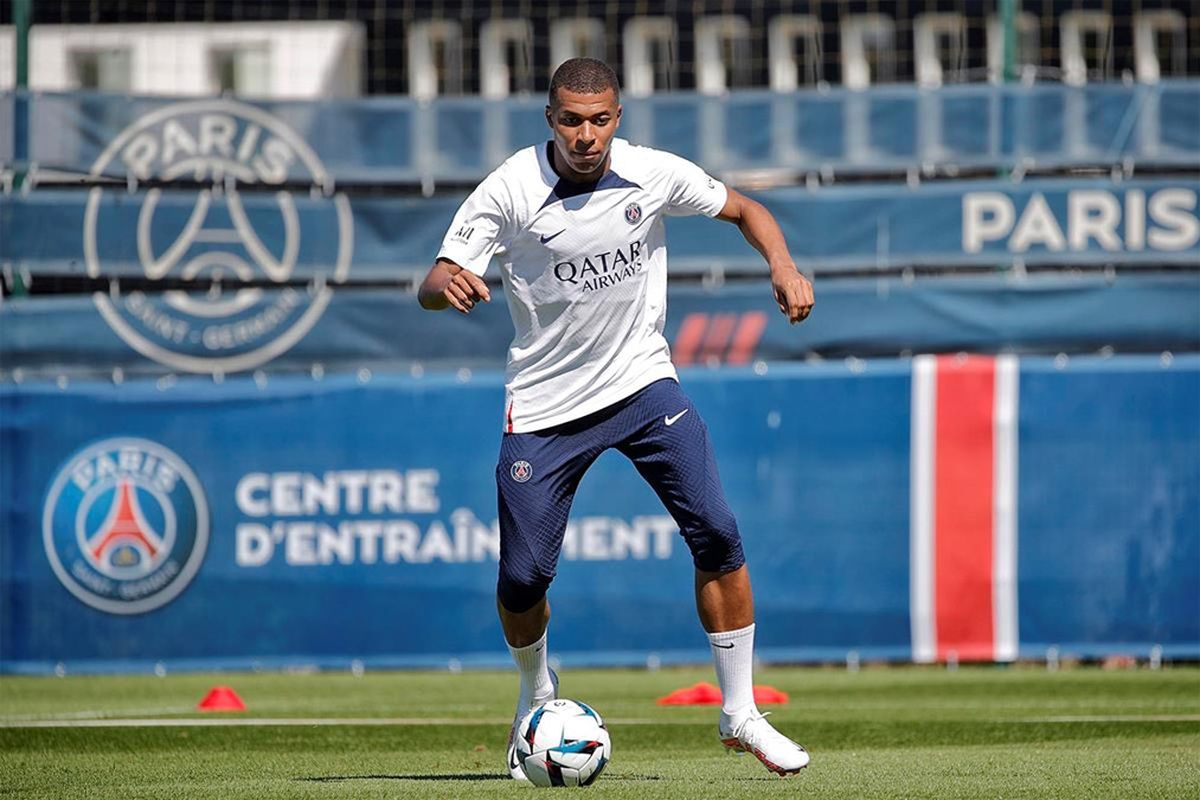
[436,172,513,275]
[662,152,729,218]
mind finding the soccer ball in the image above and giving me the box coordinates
[513,698,611,787]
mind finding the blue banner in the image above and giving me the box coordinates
[2,275,1198,376]
[3,180,1197,285]
[1018,359,1200,652]
[0,92,12,165]
[8,82,1200,184]
[2,356,1196,673]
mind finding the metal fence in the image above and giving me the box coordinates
[1,0,1198,97]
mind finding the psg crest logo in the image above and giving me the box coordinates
[83,99,354,374]
[511,460,533,483]
[624,202,642,224]
[42,438,210,615]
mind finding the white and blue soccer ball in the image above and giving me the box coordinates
[514,698,611,787]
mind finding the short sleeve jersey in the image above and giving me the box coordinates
[437,138,728,433]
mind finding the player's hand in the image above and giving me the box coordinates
[771,268,814,324]
[444,269,491,315]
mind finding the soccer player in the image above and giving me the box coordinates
[418,57,814,779]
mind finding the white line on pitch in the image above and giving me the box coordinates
[0,717,684,729]
[1014,714,1200,723]
[4,714,1199,730]
[1,706,196,722]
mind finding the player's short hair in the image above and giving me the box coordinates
[549,58,620,106]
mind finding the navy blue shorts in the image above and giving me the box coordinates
[495,378,745,613]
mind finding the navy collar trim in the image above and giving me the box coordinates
[539,142,641,211]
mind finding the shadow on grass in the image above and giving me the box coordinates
[301,774,510,782]
[300,773,669,783]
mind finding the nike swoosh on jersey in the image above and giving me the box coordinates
[664,409,689,426]
[540,229,567,245]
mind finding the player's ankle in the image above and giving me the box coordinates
[719,705,758,734]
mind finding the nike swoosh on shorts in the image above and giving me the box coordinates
[664,410,689,426]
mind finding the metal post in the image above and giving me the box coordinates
[13,0,32,190]
[1000,0,1017,83]
[997,0,1019,267]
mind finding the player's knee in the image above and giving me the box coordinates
[497,557,554,614]
[683,510,745,573]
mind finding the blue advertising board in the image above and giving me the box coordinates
[2,274,1198,376]
[2,356,1196,673]
[3,180,1198,280]
[8,81,1200,183]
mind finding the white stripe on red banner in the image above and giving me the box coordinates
[910,354,1019,663]
[992,354,1020,662]
[909,355,938,664]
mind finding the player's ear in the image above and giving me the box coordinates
[545,105,553,129]
[615,104,622,125]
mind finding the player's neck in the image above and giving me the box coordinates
[548,144,611,186]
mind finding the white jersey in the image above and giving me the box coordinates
[437,138,728,433]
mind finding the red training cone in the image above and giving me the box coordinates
[197,685,246,712]
[657,682,791,706]
[752,684,790,705]
[657,682,723,705]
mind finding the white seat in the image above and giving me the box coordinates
[694,15,752,95]
[622,16,677,97]
[840,14,895,90]
[480,19,534,98]
[1060,10,1113,85]
[986,12,1040,83]
[767,14,822,91]
[407,20,462,100]
[549,18,605,76]
[914,12,966,88]
[1133,10,1187,83]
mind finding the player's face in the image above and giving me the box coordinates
[546,87,622,182]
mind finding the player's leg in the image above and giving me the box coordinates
[615,379,809,775]
[698,566,809,774]
[695,561,753,632]
[498,594,550,648]
[496,426,598,779]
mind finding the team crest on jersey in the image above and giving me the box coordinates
[42,438,210,615]
[510,460,533,483]
[624,202,642,224]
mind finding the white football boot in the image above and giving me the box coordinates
[719,710,810,776]
[506,668,559,781]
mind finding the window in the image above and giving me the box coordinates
[71,48,132,92]
[212,44,271,96]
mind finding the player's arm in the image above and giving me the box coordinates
[716,187,814,325]
[418,257,491,314]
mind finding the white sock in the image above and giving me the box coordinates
[508,629,554,708]
[708,623,758,724]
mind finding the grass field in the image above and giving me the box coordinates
[2,664,1198,799]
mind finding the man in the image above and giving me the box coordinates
[418,58,814,779]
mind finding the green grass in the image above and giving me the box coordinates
[2,665,1198,799]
